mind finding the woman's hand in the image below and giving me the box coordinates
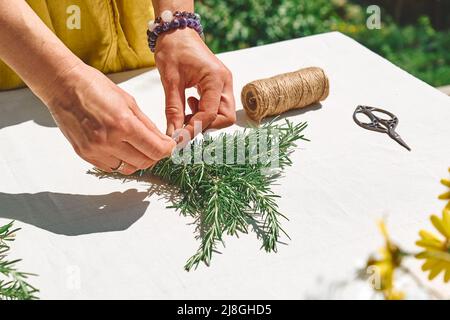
[42,63,176,175]
[155,28,236,138]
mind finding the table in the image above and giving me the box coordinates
[1,32,449,299]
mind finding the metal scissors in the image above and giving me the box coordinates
[353,105,411,151]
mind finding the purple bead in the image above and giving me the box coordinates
[170,19,180,29]
[191,20,199,29]
[154,26,162,35]
[187,18,194,28]
[178,17,187,28]
[149,33,157,41]
[174,11,182,17]
[162,22,170,32]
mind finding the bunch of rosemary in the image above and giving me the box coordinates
[93,120,308,271]
[0,221,38,300]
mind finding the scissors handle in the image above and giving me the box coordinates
[353,105,398,133]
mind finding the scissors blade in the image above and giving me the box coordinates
[388,130,411,151]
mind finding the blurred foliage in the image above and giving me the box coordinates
[196,0,450,87]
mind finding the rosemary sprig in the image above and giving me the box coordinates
[91,120,308,271]
[0,221,39,300]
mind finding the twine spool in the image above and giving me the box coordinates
[241,67,329,122]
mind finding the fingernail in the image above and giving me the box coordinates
[166,124,174,136]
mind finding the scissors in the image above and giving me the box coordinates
[353,105,411,151]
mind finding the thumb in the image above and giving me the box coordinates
[164,84,186,137]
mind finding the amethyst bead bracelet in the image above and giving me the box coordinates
[147,10,204,52]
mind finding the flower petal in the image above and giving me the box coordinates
[428,261,445,280]
[442,179,450,188]
[416,238,443,250]
[418,230,441,242]
[431,215,450,238]
[439,191,450,200]
[422,258,439,271]
[444,266,450,283]
[443,211,450,236]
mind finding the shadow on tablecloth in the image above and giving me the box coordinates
[0,189,150,235]
[0,88,56,130]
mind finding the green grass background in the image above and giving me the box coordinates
[195,0,450,87]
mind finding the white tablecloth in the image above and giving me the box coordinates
[1,32,449,299]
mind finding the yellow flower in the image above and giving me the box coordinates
[366,220,405,300]
[416,210,450,283]
[439,168,450,214]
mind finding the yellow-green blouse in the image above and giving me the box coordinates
[0,0,155,90]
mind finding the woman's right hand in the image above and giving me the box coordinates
[42,63,176,175]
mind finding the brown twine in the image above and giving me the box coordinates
[241,67,330,122]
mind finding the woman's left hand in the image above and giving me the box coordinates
[154,28,236,139]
